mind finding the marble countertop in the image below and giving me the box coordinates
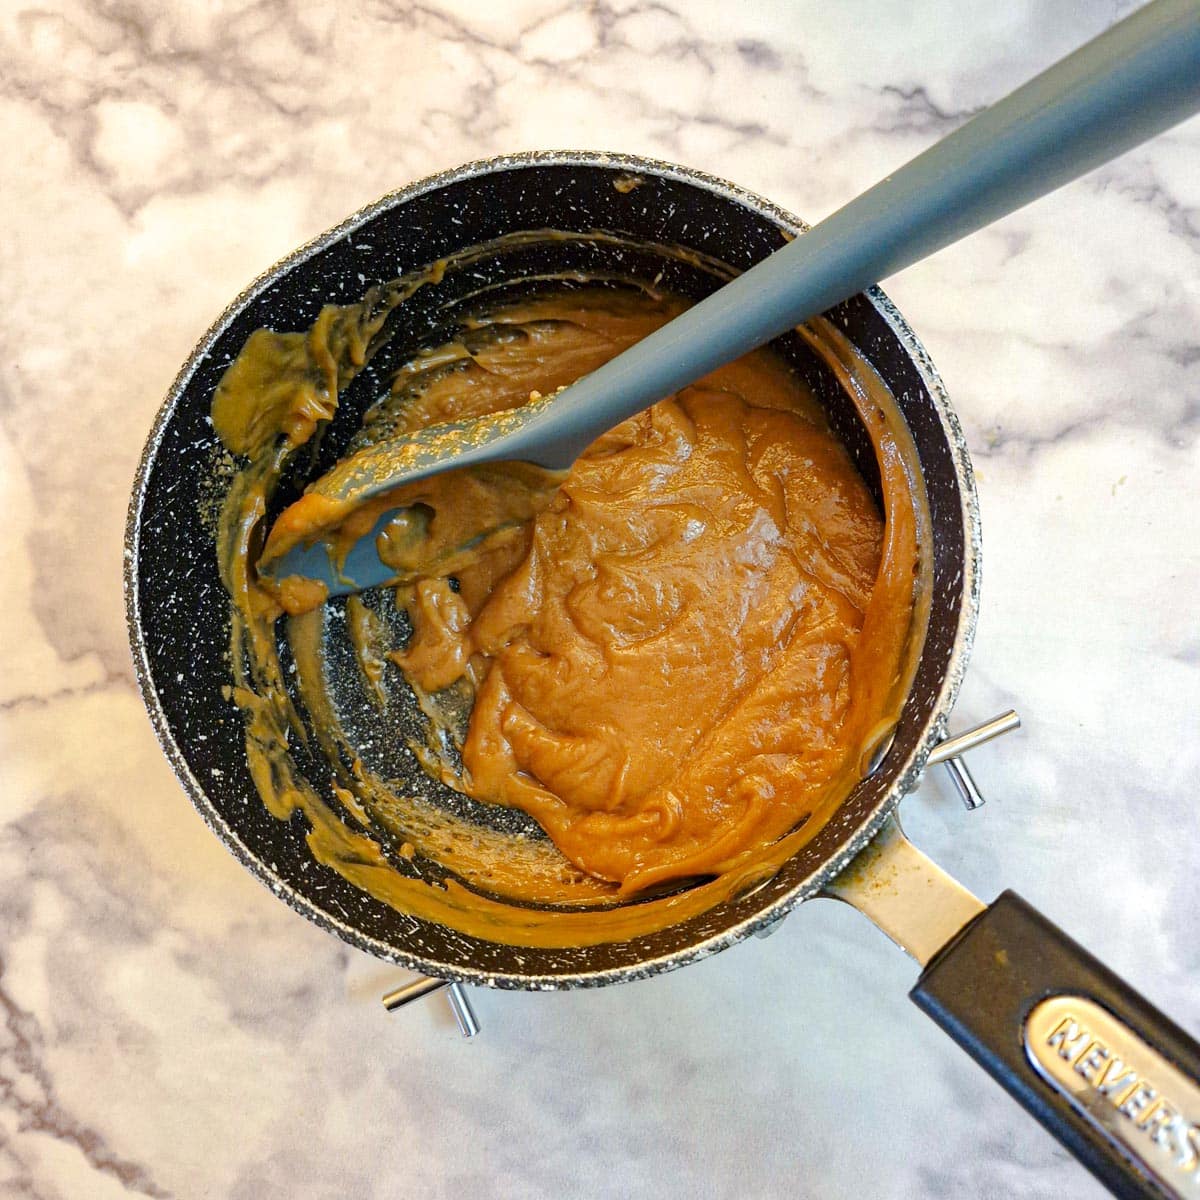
[2,2,1197,1197]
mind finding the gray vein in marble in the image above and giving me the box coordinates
[370,0,802,151]
[0,671,131,715]
[874,83,983,135]
[1099,162,1200,250]
[925,288,1200,457]
[0,964,169,1199]
[5,4,337,218]
[1,0,811,223]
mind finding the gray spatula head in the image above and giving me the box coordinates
[262,398,570,595]
[265,507,406,596]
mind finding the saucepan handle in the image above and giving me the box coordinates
[912,892,1200,1199]
[826,813,1200,1198]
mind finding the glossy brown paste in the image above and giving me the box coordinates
[210,234,928,946]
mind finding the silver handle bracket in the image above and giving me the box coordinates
[929,709,1021,809]
[382,976,480,1038]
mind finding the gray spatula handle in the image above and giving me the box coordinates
[522,0,1200,467]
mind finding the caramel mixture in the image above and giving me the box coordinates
[210,234,927,946]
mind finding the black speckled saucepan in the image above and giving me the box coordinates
[126,154,1199,1199]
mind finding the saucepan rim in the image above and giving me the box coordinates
[124,150,981,988]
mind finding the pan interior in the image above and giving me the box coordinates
[129,157,974,985]
[236,236,914,909]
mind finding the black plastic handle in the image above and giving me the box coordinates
[912,892,1200,1199]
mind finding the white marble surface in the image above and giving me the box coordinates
[1,1,1197,1196]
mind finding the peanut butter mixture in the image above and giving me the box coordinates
[210,235,927,945]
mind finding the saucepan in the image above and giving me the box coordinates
[125,152,1199,1198]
